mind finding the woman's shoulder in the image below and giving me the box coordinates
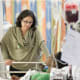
[6,26,16,32]
[9,25,17,31]
[34,28,40,34]
[8,26,20,34]
[2,26,17,39]
[1,27,13,42]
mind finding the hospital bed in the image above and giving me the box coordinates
[0,61,47,80]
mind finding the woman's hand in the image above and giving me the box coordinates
[45,56,56,67]
[45,56,56,73]
[45,56,53,66]
[11,75,20,80]
[5,59,13,65]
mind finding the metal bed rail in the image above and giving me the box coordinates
[0,61,46,80]
[0,61,45,73]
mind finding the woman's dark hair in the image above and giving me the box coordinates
[16,9,37,30]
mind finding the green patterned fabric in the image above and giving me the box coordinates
[31,72,50,80]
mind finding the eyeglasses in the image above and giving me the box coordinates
[22,20,33,24]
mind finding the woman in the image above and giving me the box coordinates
[1,9,52,80]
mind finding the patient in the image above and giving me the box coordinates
[46,51,68,72]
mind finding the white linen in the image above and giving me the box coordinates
[62,29,80,66]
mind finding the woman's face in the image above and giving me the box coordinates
[21,16,33,32]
